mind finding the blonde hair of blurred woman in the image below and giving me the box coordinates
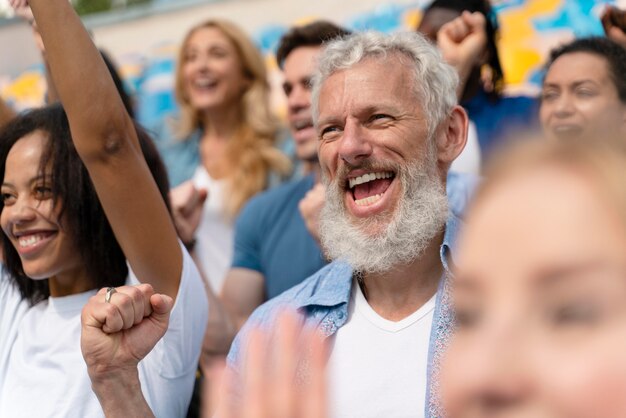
[478,134,626,220]
[174,19,291,217]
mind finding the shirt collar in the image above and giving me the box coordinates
[441,212,462,274]
[297,212,462,310]
[297,260,354,309]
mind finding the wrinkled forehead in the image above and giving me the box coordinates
[314,54,418,122]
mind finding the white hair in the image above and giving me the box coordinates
[319,142,449,274]
[311,31,459,138]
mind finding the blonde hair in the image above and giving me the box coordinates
[174,19,291,217]
[476,134,626,226]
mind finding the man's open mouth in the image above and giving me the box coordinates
[347,171,395,207]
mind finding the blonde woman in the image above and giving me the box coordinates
[156,19,290,292]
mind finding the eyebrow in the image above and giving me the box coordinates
[544,79,599,88]
[534,260,622,288]
[316,115,342,129]
[1,174,50,188]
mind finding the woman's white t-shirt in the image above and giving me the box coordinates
[192,166,234,293]
[0,245,208,418]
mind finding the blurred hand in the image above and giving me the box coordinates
[80,284,174,380]
[207,311,328,418]
[169,180,208,246]
[12,2,32,21]
[437,11,488,71]
[8,0,30,10]
[601,6,626,48]
[299,183,325,244]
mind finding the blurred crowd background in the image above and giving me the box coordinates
[1,0,624,128]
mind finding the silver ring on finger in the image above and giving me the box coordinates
[105,287,117,304]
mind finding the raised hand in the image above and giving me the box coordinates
[170,180,208,247]
[601,6,626,49]
[437,11,488,98]
[8,0,29,10]
[80,284,174,378]
[210,312,329,418]
[298,183,325,244]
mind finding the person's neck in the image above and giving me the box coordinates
[360,231,445,321]
[48,268,92,297]
[200,105,241,140]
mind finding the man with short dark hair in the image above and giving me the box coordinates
[221,21,351,332]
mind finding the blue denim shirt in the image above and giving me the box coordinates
[227,214,461,417]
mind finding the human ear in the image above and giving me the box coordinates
[436,105,468,166]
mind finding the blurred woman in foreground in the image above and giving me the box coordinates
[443,135,626,416]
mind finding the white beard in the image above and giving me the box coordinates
[319,155,448,274]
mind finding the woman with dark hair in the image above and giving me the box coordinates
[540,36,626,141]
[0,0,208,417]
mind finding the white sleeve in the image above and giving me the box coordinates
[0,270,30,399]
[129,243,209,418]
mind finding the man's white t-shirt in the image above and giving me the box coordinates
[328,281,436,418]
[0,245,208,418]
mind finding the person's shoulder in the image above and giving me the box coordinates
[447,171,481,190]
[0,269,32,345]
[239,175,314,218]
[144,115,201,146]
[251,261,338,317]
[227,261,349,366]
[252,175,313,205]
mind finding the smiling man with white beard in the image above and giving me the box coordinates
[320,150,448,275]
[225,31,469,417]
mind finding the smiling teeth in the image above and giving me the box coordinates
[194,79,216,88]
[354,193,383,206]
[18,234,46,248]
[349,172,393,188]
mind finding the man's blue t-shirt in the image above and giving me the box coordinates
[231,174,326,299]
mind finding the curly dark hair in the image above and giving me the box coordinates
[0,104,169,305]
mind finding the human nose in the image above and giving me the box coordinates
[8,197,38,225]
[552,92,575,118]
[337,118,373,166]
[188,54,210,73]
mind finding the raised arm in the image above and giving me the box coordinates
[437,11,487,101]
[81,284,172,418]
[15,0,182,297]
